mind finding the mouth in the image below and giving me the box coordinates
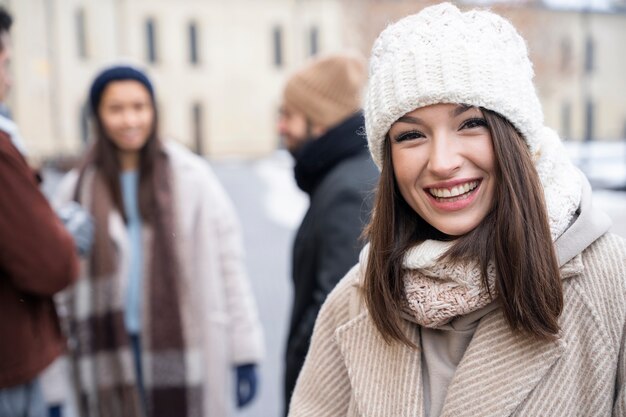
[426,180,480,203]
[120,130,143,140]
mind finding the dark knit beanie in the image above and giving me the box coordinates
[89,65,155,114]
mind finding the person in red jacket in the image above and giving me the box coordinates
[0,6,79,417]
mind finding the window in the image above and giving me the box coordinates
[561,101,571,140]
[79,103,89,145]
[192,102,205,155]
[584,99,594,142]
[189,22,200,65]
[76,8,87,59]
[273,26,283,68]
[584,35,594,74]
[309,26,319,56]
[559,37,571,72]
[146,18,157,64]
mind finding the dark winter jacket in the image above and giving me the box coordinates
[284,113,379,412]
[0,131,79,388]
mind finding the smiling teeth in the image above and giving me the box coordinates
[429,181,478,198]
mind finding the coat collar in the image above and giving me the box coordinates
[293,112,367,194]
[336,306,566,417]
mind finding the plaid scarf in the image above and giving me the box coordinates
[67,149,204,417]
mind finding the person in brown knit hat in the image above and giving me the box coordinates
[281,52,366,146]
[277,52,379,416]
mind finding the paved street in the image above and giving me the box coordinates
[43,149,626,417]
[210,153,304,417]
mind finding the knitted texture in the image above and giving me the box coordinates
[89,64,154,113]
[533,127,581,240]
[400,240,496,327]
[284,53,366,128]
[365,2,542,166]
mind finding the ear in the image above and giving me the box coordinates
[310,123,327,138]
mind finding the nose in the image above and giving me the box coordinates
[121,109,138,127]
[427,132,461,178]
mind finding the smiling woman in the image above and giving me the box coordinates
[288,3,626,417]
[389,104,496,237]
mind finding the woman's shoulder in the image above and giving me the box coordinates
[164,141,220,185]
[571,232,626,339]
[165,141,209,171]
[580,232,626,285]
[318,262,367,328]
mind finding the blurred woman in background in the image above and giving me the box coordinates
[54,65,264,417]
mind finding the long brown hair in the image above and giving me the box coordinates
[363,108,562,347]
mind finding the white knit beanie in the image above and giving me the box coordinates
[364,2,543,168]
[364,2,583,241]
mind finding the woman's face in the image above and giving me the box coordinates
[98,80,155,154]
[389,103,496,236]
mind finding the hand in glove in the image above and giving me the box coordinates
[57,201,94,257]
[235,363,258,408]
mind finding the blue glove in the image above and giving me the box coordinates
[235,363,258,408]
[57,201,94,257]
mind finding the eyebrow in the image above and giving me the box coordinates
[396,115,423,125]
[395,104,476,125]
[452,104,474,117]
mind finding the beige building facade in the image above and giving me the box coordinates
[498,5,626,142]
[2,0,343,160]
[532,8,626,141]
[1,0,625,161]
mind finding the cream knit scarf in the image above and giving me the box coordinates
[401,127,582,328]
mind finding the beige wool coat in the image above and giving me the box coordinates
[51,141,264,416]
[289,233,626,417]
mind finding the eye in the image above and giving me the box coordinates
[460,118,488,130]
[393,130,425,143]
[106,104,123,114]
